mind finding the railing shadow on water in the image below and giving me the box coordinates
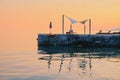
[37,46,120,74]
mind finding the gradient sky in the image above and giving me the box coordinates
[0,0,120,53]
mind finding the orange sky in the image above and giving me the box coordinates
[0,0,120,53]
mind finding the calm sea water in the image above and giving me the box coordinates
[0,46,120,80]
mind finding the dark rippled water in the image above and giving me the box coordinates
[0,46,120,80]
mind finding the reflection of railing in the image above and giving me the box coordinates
[38,52,93,73]
[59,54,64,73]
[38,46,120,76]
[48,54,52,69]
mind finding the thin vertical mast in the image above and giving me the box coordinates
[62,15,64,34]
[89,19,91,34]
[84,24,86,34]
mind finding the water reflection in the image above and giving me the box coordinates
[38,46,120,76]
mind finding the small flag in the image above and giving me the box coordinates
[49,21,52,28]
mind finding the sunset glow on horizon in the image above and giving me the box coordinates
[0,0,120,53]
